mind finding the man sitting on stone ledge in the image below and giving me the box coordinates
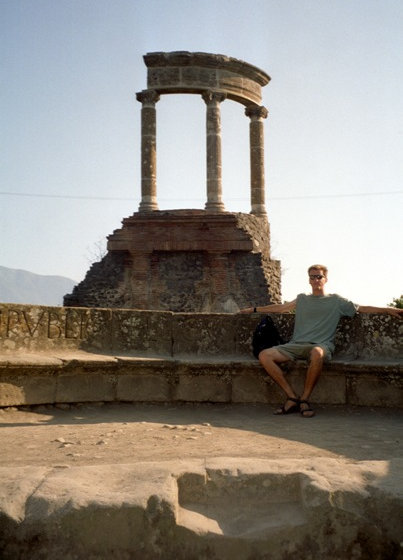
[241,264,402,418]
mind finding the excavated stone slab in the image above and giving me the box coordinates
[0,457,402,559]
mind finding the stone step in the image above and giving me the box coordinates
[0,457,401,559]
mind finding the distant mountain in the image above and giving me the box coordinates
[0,266,77,306]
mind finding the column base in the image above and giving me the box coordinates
[250,205,267,217]
[205,201,225,212]
[138,201,159,212]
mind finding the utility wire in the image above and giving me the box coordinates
[0,190,401,201]
[0,192,134,201]
[269,191,403,200]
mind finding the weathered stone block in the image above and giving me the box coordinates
[80,308,114,352]
[231,372,269,403]
[181,66,217,88]
[0,373,56,406]
[56,372,115,403]
[173,314,235,356]
[356,315,403,359]
[307,372,346,404]
[233,315,256,355]
[147,67,180,88]
[111,310,173,355]
[175,373,231,402]
[347,373,403,407]
[117,373,171,402]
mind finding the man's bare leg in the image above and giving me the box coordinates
[259,348,298,413]
[300,346,325,417]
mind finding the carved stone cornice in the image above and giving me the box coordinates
[144,51,271,87]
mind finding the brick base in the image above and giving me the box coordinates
[64,210,281,311]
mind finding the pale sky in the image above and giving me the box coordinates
[1,0,402,306]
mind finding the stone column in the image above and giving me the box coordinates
[136,90,160,212]
[202,90,226,212]
[245,105,268,216]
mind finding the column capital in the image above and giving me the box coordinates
[245,105,268,120]
[202,90,227,105]
[136,89,160,105]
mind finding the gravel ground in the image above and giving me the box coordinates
[0,402,401,468]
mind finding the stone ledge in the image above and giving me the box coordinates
[0,351,401,408]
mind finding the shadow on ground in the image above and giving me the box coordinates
[0,402,401,464]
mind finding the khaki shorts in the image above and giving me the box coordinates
[275,342,332,361]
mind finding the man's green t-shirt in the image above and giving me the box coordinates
[291,293,358,352]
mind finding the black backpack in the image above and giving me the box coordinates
[252,315,285,359]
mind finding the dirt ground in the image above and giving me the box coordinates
[0,402,401,468]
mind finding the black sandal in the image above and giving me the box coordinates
[300,400,315,418]
[273,397,300,415]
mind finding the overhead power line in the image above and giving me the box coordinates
[268,191,403,201]
[0,192,134,201]
[0,190,401,202]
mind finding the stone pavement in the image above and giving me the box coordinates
[0,403,402,559]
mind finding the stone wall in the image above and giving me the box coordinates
[64,252,129,309]
[0,304,402,408]
[1,303,401,360]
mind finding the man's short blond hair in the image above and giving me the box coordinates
[308,264,328,277]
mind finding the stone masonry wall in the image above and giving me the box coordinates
[1,304,401,408]
[1,304,401,360]
[64,252,128,309]
[64,211,282,312]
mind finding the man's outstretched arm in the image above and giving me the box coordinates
[357,305,403,318]
[240,300,297,314]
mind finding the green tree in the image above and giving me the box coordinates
[388,295,403,309]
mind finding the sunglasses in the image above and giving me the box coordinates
[309,274,325,280]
